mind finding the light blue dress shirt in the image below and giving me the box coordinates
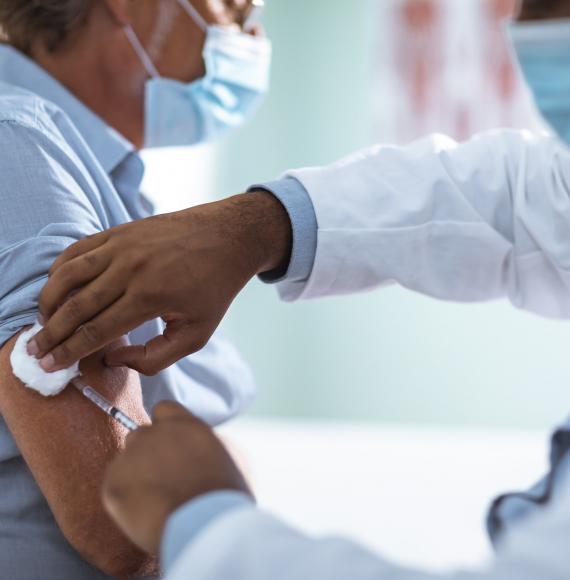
[251,178,318,287]
[0,45,255,579]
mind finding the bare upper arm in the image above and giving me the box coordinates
[0,330,156,577]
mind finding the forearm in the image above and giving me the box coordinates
[0,332,156,577]
[222,189,293,276]
[210,180,318,302]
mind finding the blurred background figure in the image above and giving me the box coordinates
[140,1,570,570]
[144,0,565,431]
[379,0,543,142]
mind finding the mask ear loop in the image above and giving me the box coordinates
[176,0,208,32]
[124,25,161,79]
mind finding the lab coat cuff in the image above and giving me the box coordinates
[249,177,318,292]
[161,490,253,573]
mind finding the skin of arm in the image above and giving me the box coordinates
[0,330,157,578]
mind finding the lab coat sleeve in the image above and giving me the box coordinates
[164,476,570,580]
[281,130,570,318]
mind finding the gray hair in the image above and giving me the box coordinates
[0,0,93,53]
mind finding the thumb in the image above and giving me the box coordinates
[104,321,206,376]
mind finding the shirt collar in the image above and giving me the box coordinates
[0,44,135,175]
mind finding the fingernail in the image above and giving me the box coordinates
[27,340,39,357]
[40,354,56,372]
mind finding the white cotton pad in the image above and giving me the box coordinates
[10,322,80,397]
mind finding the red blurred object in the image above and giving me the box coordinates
[490,0,517,19]
[486,0,518,106]
[377,0,538,142]
[397,0,442,128]
[402,0,439,27]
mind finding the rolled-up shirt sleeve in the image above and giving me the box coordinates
[0,119,105,347]
[250,177,318,301]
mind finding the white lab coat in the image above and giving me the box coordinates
[280,129,570,316]
[167,129,570,579]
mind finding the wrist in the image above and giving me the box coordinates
[229,190,293,275]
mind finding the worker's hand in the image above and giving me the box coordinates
[30,191,291,375]
[102,401,253,555]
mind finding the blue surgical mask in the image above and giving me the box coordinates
[510,20,570,145]
[125,0,271,149]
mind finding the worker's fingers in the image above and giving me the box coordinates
[152,401,196,424]
[104,321,209,376]
[48,232,109,277]
[32,268,127,358]
[40,250,111,319]
[37,296,149,372]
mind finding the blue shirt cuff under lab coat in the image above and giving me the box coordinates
[161,490,253,573]
[249,177,318,284]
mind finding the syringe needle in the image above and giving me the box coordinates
[72,378,139,432]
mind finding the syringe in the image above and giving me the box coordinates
[72,378,139,432]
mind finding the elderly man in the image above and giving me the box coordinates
[0,0,268,578]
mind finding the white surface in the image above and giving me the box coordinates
[141,145,217,214]
[10,322,80,397]
[220,419,549,573]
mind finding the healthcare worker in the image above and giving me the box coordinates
[27,0,570,578]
